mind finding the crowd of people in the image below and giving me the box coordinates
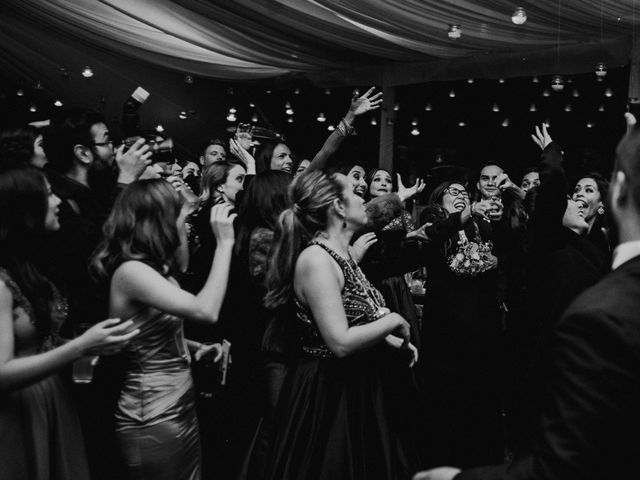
[0,84,638,480]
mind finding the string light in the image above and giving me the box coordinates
[512,7,527,24]
[595,62,608,78]
[447,25,462,39]
[81,66,94,78]
[551,74,564,92]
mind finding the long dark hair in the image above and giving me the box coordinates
[255,142,289,174]
[264,171,345,309]
[0,168,55,336]
[236,170,291,257]
[91,179,183,279]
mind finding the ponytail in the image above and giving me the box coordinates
[264,171,344,309]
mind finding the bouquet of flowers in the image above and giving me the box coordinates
[448,229,498,277]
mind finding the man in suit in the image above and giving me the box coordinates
[414,112,640,480]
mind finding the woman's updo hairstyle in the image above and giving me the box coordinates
[264,170,345,309]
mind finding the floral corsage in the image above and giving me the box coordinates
[448,230,498,277]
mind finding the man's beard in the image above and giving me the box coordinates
[87,157,118,199]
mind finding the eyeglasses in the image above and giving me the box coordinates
[90,140,114,148]
[445,187,469,198]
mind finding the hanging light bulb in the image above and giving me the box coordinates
[327,125,335,131]
[572,89,580,98]
[353,88,360,97]
[317,113,326,123]
[285,101,291,109]
[249,102,255,108]
[393,103,400,111]
[587,121,594,128]
[180,111,188,120]
[498,78,505,84]
[54,99,63,107]
[447,24,462,39]
[225,112,236,122]
[286,108,294,115]
[410,127,420,136]
[544,119,551,128]
[598,104,605,112]
[542,89,551,97]
[595,62,608,78]
[155,124,165,133]
[492,103,500,113]
[551,75,564,92]
[29,104,37,113]
[411,117,418,126]
[604,88,613,97]
[324,89,331,95]
[511,7,527,25]
[251,113,259,122]
[467,78,475,84]
[16,89,24,97]
[530,103,537,112]
[564,103,572,112]
[501,118,510,127]
[81,66,94,78]
[229,107,237,114]
[287,117,294,124]
[34,81,43,90]
[458,121,466,127]
[449,90,456,98]
[424,103,432,111]
[532,76,540,83]
[184,74,194,84]
[370,117,378,126]
[294,88,301,95]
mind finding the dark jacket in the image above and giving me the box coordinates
[456,254,640,480]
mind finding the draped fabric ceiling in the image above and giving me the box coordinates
[1,0,638,87]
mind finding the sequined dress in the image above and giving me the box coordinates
[265,242,422,480]
[0,267,91,480]
[115,307,201,480]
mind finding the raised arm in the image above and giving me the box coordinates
[305,87,382,175]
[295,247,409,357]
[111,204,236,324]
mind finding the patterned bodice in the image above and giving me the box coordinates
[0,267,67,355]
[295,241,386,357]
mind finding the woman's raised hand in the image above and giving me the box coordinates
[348,87,383,117]
[74,318,139,356]
[350,232,378,263]
[397,174,425,202]
[209,203,236,245]
[531,123,553,150]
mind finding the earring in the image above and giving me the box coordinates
[598,207,605,215]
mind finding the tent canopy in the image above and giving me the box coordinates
[1,0,637,86]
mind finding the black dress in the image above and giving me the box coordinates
[265,242,422,480]
[419,212,504,468]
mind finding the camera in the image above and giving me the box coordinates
[122,134,174,164]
